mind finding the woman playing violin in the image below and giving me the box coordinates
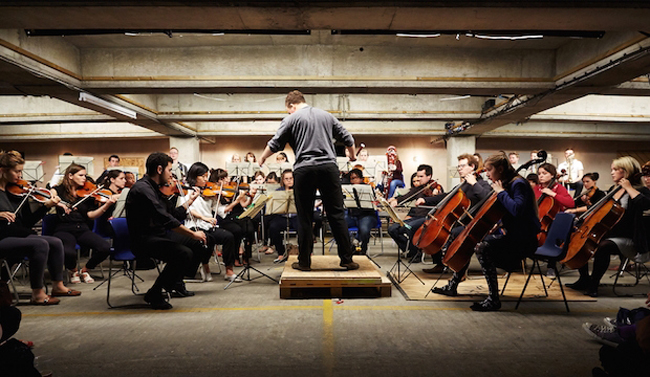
[212,168,256,273]
[567,157,650,297]
[0,150,80,304]
[50,163,113,284]
[345,168,378,255]
[267,169,300,261]
[94,170,126,237]
[182,163,237,282]
[565,172,605,215]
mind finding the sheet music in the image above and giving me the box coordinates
[226,162,260,177]
[267,190,297,215]
[237,194,270,219]
[266,163,293,176]
[341,184,376,210]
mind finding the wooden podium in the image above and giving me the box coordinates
[279,255,391,299]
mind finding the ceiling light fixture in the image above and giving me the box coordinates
[79,92,137,119]
[467,33,544,41]
[440,95,471,101]
[396,33,441,38]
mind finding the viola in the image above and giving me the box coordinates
[582,186,598,206]
[7,180,52,203]
[159,177,192,197]
[561,185,625,269]
[412,185,470,255]
[536,179,562,246]
[73,181,116,203]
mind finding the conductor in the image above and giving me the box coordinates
[260,90,359,271]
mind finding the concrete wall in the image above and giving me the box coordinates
[4,136,648,190]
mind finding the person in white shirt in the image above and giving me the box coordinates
[558,148,584,198]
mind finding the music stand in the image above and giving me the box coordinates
[377,197,424,285]
[267,191,298,262]
[336,157,353,174]
[224,194,278,289]
[226,162,256,179]
[59,155,94,177]
[266,163,293,177]
[22,161,45,183]
[342,184,380,268]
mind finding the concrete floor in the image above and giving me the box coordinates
[11,241,648,377]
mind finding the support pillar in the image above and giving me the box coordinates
[445,136,476,190]
[169,136,200,167]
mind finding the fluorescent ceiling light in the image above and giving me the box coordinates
[440,95,471,101]
[79,92,137,119]
[396,33,441,38]
[467,33,543,41]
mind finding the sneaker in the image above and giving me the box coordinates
[582,322,624,347]
[546,268,556,278]
[69,271,81,284]
[603,317,617,329]
[200,266,213,282]
[80,270,94,284]
[224,274,242,283]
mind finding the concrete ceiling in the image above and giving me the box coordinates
[1,1,650,141]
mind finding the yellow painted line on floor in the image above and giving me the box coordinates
[323,299,335,377]
[21,304,623,318]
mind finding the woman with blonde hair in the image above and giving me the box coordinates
[567,156,650,297]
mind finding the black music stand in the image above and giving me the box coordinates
[342,184,381,268]
[379,197,424,285]
[224,194,277,289]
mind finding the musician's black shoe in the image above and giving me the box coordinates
[566,278,590,291]
[170,283,195,298]
[340,261,360,270]
[291,262,311,271]
[423,264,446,274]
[432,284,457,297]
[470,298,501,312]
[144,290,172,310]
[584,287,599,298]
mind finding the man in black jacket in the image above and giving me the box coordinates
[126,152,206,310]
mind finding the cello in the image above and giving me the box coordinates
[536,177,562,246]
[412,184,470,255]
[560,185,625,269]
[442,153,547,272]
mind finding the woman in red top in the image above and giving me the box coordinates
[534,163,574,277]
[534,163,575,210]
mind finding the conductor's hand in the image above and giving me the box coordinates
[193,230,207,245]
[259,155,266,166]
[415,198,425,206]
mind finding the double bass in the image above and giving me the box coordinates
[561,186,625,269]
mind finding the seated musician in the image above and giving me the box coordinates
[125,152,207,310]
[567,157,650,297]
[387,164,442,262]
[345,168,377,255]
[212,168,257,274]
[436,153,540,311]
[182,162,237,282]
[533,163,575,277]
[565,173,605,215]
[94,170,126,237]
[268,169,298,261]
[422,154,491,274]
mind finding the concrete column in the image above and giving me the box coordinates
[445,136,476,189]
[169,136,200,166]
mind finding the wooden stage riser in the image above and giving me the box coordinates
[280,286,391,299]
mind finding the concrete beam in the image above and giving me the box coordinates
[484,121,650,141]
[532,95,650,123]
[0,95,112,124]
[0,122,162,141]
[465,35,650,134]
[1,4,650,30]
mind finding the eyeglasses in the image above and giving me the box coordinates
[457,164,468,169]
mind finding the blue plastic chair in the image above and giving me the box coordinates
[100,218,142,308]
[516,212,575,312]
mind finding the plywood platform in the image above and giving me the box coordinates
[279,255,391,299]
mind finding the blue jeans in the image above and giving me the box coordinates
[346,213,377,253]
[388,216,426,255]
[388,179,405,199]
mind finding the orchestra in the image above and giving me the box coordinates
[2,91,650,316]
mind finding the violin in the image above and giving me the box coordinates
[74,181,115,203]
[7,180,52,203]
[199,182,239,199]
[582,186,598,206]
[159,177,192,197]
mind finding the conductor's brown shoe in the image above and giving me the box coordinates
[340,261,360,270]
[291,262,311,271]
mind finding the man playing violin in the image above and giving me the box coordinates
[387,164,442,262]
[422,154,491,274]
[126,152,207,310]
